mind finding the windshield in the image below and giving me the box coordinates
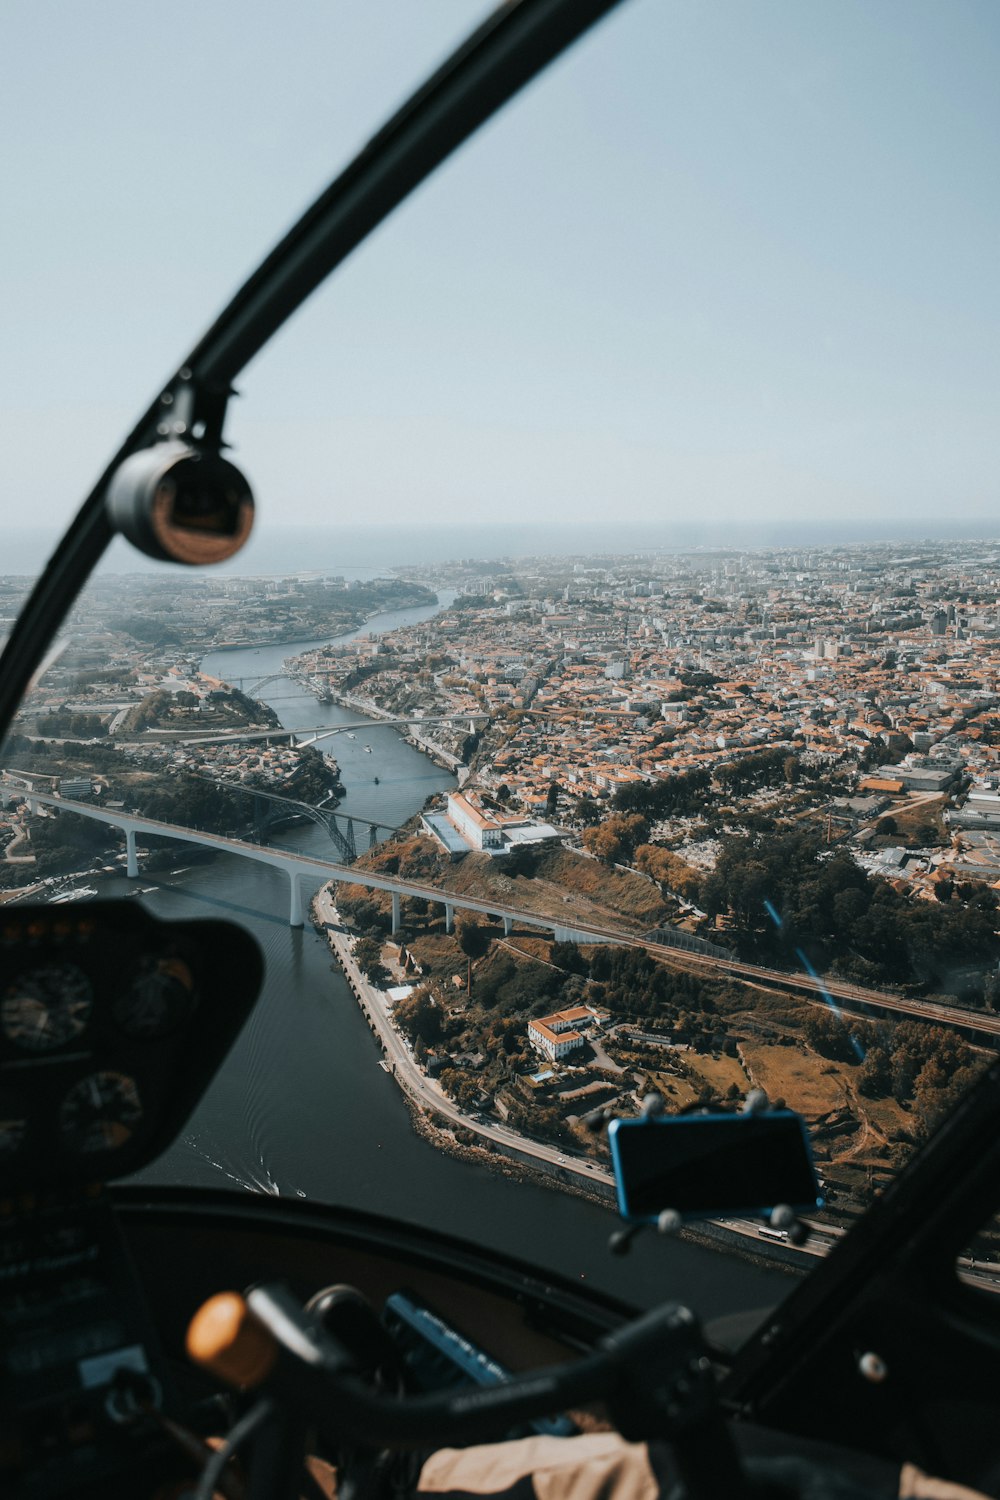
[2,0,999,1318]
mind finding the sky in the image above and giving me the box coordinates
[2,0,1000,569]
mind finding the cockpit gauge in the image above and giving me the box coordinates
[58,1071,143,1155]
[0,1119,27,1158]
[113,956,194,1039]
[1,964,93,1052]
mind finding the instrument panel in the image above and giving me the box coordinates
[0,902,263,1192]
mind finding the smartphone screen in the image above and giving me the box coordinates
[608,1110,823,1222]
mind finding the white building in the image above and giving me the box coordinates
[527,1005,594,1062]
[446,792,505,851]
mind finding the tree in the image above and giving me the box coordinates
[438,1067,481,1111]
[574,796,601,826]
[858,1045,892,1098]
[394,988,444,1046]
[454,912,491,960]
[550,940,588,975]
[635,844,701,901]
[544,782,560,818]
[352,937,386,983]
[582,824,625,864]
[582,812,649,865]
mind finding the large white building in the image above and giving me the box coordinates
[527,1005,594,1062]
[445,791,562,856]
[446,791,505,851]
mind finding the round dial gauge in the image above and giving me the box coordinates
[113,956,194,1039]
[59,1071,143,1155]
[0,1119,27,1158]
[2,965,93,1052]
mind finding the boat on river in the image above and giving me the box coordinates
[48,884,98,904]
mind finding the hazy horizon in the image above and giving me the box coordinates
[4,518,1000,583]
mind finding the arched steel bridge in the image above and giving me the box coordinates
[239,673,286,698]
[190,774,396,864]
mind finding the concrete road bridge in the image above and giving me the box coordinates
[7,786,1000,1045]
[1,789,621,939]
[126,714,487,749]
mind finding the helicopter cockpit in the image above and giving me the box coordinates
[3,0,1000,1496]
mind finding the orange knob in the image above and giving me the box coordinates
[186,1292,277,1389]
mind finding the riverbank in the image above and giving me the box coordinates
[289,682,464,775]
[311,884,612,1203]
[210,587,440,655]
[312,883,816,1275]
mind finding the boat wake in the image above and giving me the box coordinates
[180,1135,285,1197]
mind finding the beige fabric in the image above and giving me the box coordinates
[419,1433,659,1500]
[898,1463,993,1500]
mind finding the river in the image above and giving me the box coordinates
[114,596,792,1315]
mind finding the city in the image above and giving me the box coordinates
[2,539,1000,1251]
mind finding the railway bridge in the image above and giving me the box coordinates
[2,789,612,940]
[8,786,1000,1046]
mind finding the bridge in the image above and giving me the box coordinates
[240,673,286,699]
[190,775,396,864]
[8,788,1000,1044]
[2,789,625,938]
[136,714,487,749]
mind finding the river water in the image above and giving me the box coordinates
[115,597,792,1315]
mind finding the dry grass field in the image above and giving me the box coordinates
[685,1051,749,1096]
[739,1043,852,1119]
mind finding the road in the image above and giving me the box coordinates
[312,886,611,1189]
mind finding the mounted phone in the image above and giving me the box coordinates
[608,1109,823,1224]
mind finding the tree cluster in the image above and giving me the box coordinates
[134,773,247,833]
[43,709,107,738]
[28,811,118,872]
[393,986,443,1044]
[581,812,649,864]
[807,1011,985,1139]
[701,829,998,994]
[612,768,712,819]
[715,748,799,796]
[634,844,701,900]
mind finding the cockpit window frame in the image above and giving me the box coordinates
[0,0,624,750]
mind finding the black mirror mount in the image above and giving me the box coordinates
[604,1096,823,1257]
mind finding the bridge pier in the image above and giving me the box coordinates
[503,916,513,936]
[391,892,401,936]
[289,872,304,927]
[125,828,139,879]
[444,902,454,934]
